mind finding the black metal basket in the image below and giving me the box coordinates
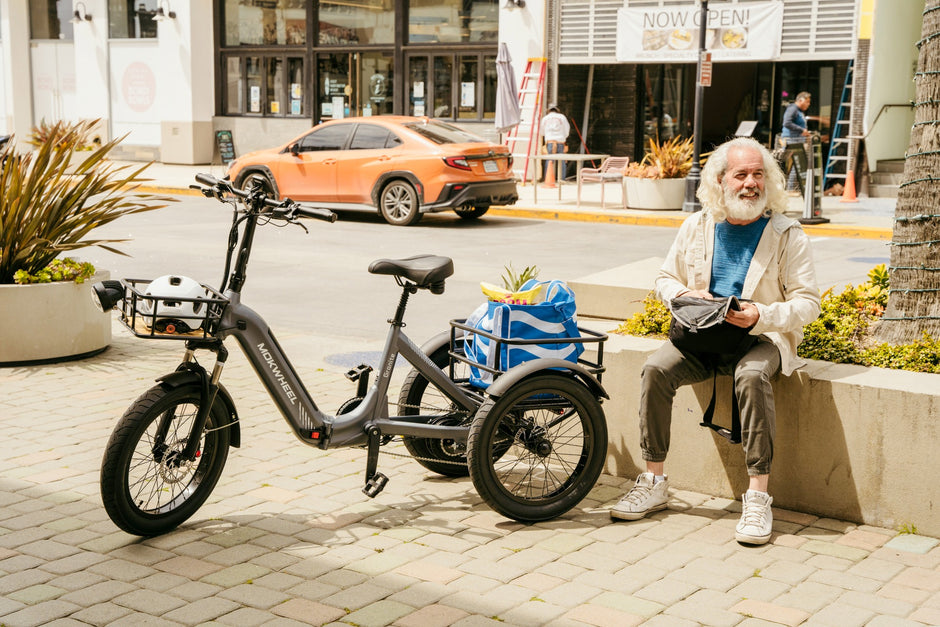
[116,278,229,341]
[449,318,607,382]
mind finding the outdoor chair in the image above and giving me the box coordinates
[577,156,630,209]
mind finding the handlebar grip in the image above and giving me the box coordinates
[195,173,219,187]
[295,205,338,223]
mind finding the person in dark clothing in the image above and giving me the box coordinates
[780,92,811,192]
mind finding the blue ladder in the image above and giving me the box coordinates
[823,60,853,189]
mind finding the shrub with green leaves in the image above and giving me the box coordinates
[13,257,95,285]
[501,263,540,292]
[0,119,172,284]
[614,264,940,374]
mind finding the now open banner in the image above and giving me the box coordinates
[616,1,784,63]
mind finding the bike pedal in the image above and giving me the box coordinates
[345,364,373,382]
[362,472,389,498]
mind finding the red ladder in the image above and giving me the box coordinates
[505,58,547,185]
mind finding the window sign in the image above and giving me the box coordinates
[250,85,261,112]
[413,81,424,99]
[460,82,475,108]
[332,96,345,119]
[616,1,783,63]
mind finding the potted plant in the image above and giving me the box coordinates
[623,135,694,210]
[0,119,171,364]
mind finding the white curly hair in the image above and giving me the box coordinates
[696,137,788,223]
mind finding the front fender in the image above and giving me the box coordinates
[485,359,609,401]
[156,370,241,448]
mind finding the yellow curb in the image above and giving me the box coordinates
[136,188,893,240]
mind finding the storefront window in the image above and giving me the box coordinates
[247,56,262,114]
[361,53,394,117]
[319,0,394,45]
[408,53,494,122]
[641,65,688,150]
[30,0,73,40]
[317,52,393,120]
[408,0,497,43]
[288,58,305,116]
[109,0,159,38]
[225,57,242,115]
[224,0,306,46]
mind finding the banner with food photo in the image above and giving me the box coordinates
[616,0,783,63]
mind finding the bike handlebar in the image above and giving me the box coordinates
[191,173,337,223]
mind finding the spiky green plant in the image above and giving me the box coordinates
[501,263,540,292]
[0,119,173,284]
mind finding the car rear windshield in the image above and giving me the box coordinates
[403,120,485,145]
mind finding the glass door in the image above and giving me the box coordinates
[317,52,394,122]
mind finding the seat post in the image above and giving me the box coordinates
[390,281,418,327]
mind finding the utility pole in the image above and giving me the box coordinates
[682,0,709,213]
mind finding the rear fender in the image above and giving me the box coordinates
[484,358,608,401]
[156,370,241,448]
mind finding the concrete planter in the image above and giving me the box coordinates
[624,176,686,210]
[0,271,111,364]
[594,333,940,536]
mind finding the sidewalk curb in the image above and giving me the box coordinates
[138,184,894,240]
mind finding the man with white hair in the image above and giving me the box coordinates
[609,137,821,545]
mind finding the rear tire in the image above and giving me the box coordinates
[455,206,489,220]
[398,340,474,476]
[100,383,231,536]
[379,180,422,226]
[467,374,606,522]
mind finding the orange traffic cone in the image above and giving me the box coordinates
[543,160,557,188]
[840,171,858,203]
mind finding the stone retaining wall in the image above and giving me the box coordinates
[596,334,940,537]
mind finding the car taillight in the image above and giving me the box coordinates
[444,156,471,171]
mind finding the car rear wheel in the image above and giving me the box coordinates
[454,205,489,220]
[239,171,275,197]
[379,180,422,226]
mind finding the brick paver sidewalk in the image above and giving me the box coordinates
[2,321,939,626]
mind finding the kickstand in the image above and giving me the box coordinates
[363,425,389,498]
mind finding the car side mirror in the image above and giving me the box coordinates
[289,143,300,156]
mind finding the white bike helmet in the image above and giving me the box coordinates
[139,275,207,334]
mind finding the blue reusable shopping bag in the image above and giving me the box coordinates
[463,279,583,388]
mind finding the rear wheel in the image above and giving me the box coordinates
[467,374,607,522]
[398,340,474,476]
[455,206,489,220]
[379,180,422,226]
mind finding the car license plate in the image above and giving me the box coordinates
[483,160,499,173]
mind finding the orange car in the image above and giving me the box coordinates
[225,116,518,226]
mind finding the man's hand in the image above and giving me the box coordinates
[681,289,713,299]
[726,302,760,328]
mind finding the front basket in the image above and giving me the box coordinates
[115,278,229,341]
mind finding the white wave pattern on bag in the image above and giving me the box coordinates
[463,280,583,388]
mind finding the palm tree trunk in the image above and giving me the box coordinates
[874,1,940,344]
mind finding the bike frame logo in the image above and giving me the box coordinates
[257,343,297,405]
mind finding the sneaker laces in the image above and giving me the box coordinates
[741,497,768,527]
[622,480,653,506]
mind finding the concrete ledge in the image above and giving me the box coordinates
[569,257,662,320]
[596,333,940,536]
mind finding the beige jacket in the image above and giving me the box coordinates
[655,211,821,376]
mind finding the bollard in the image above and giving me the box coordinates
[799,158,829,225]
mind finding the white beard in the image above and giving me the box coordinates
[724,186,767,222]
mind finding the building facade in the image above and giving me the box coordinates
[0,0,923,185]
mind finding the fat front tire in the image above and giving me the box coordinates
[379,180,422,226]
[100,383,231,536]
[398,340,474,477]
[454,206,489,220]
[467,374,607,523]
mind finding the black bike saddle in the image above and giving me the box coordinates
[368,254,454,291]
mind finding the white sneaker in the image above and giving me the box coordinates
[610,472,669,521]
[735,490,774,545]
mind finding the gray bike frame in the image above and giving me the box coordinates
[215,290,477,450]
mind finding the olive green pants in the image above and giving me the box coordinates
[639,338,781,476]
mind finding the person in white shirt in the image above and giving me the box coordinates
[540,104,571,181]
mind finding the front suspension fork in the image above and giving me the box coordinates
[172,344,228,462]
